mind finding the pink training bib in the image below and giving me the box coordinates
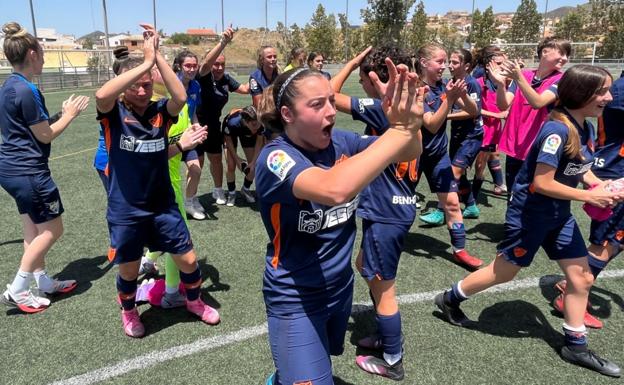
[499,69,562,160]
[478,77,503,147]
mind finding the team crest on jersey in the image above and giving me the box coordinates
[250,78,259,91]
[358,98,374,113]
[120,135,136,151]
[267,150,296,181]
[298,209,323,233]
[46,200,60,215]
[513,247,527,258]
[542,134,562,155]
[120,135,165,153]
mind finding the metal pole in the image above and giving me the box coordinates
[285,0,288,28]
[469,0,475,44]
[543,0,549,38]
[153,0,157,31]
[592,42,597,65]
[102,0,112,78]
[345,0,349,61]
[29,0,38,37]
[221,0,225,33]
[265,0,268,30]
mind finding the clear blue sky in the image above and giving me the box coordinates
[3,0,586,38]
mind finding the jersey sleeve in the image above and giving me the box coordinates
[507,81,518,95]
[256,144,312,204]
[350,97,390,134]
[535,122,568,169]
[547,82,559,98]
[227,74,241,92]
[466,78,482,112]
[156,98,179,126]
[249,73,263,96]
[19,86,49,126]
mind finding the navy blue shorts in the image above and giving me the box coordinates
[497,214,588,267]
[182,149,198,162]
[589,202,624,248]
[107,204,193,264]
[0,171,64,224]
[452,138,482,170]
[195,121,223,155]
[480,143,497,152]
[360,219,410,281]
[417,152,458,193]
[267,285,352,385]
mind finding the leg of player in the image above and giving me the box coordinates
[117,260,144,338]
[439,192,483,269]
[172,249,220,325]
[225,147,238,207]
[208,153,226,205]
[185,158,206,220]
[472,151,488,203]
[240,146,257,203]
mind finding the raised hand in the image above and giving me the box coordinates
[221,25,235,44]
[62,94,90,119]
[446,79,466,102]
[486,61,507,85]
[499,59,522,81]
[179,123,208,151]
[370,58,424,133]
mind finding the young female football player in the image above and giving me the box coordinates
[95,25,217,338]
[435,65,621,377]
[194,27,250,206]
[0,22,88,313]
[250,45,279,108]
[416,43,483,269]
[307,52,331,80]
[257,63,425,385]
[222,106,263,206]
[283,47,306,72]
[330,46,420,380]
[491,37,570,197]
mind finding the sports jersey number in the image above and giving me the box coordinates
[395,160,418,182]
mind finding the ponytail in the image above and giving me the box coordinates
[549,108,583,160]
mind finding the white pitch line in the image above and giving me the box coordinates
[49,269,624,385]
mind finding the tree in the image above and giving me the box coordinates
[405,1,431,51]
[167,33,199,45]
[361,0,415,47]
[304,4,338,60]
[556,9,586,41]
[506,0,541,43]
[471,6,499,49]
[276,22,307,60]
[601,4,624,58]
[432,24,463,52]
[338,13,350,61]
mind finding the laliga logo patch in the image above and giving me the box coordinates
[267,150,296,181]
[298,210,323,234]
[542,134,562,155]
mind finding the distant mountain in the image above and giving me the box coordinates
[77,31,106,41]
[545,6,577,19]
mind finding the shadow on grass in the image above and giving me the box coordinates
[538,274,624,323]
[434,299,563,354]
[403,232,479,272]
[0,238,23,247]
[333,376,356,385]
[466,222,505,243]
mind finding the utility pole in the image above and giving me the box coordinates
[469,0,475,45]
[543,0,549,37]
[265,0,268,31]
[29,0,38,37]
[221,0,225,33]
[153,0,157,30]
[285,0,287,29]
[345,0,349,61]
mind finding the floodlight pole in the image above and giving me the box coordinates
[265,0,268,30]
[153,0,157,31]
[345,0,349,61]
[221,0,225,33]
[543,0,549,37]
[285,0,287,29]
[469,0,475,45]
[29,0,38,38]
[102,0,111,51]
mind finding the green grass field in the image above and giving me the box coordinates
[1,75,624,385]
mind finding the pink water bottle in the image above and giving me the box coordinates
[583,178,624,221]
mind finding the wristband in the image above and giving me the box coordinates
[175,141,184,153]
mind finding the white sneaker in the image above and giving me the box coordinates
[2,284,50,313]
[240,187,256,203]
[185,198,206,220]
[226,192,236,207]
[212,189,226,205]
[192,196,205,213]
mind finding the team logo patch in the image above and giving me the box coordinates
[267,150,296,181]
[298,210,323,234]
[542,134,562,155]
[358,98,374,113]
[46,200,60,215]
[250,78,258,91]
[469,92,478,100]
[513,247,527,258]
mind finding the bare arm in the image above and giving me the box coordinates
[501,60,557,109]
[234,83,250,94]
[30,95,90,143]
[198,27,234,77]
[330,46,372,93]
[156,51,186,117]
[95,60,154,113]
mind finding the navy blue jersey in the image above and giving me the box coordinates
[472,65,485,79]
[350,97,419,224]
[509,116,594,220]
[249,68,278,97]
[593,76,624,180]
[423,80,450,157]
[185,77,201,120]
[0,73,50,176]
[196,72,240,127]
[223,112,258,139]
[256,129,375,315]
[450,75,484,140]
[97,100,177,224]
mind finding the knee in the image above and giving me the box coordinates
[568,270,594,292]
[188,165,202,179]
[443,197,461,213]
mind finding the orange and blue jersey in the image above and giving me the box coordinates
[508,114,594,221]
[593,76,624,180]
[350,97,419,224]
[423,80,450,157]
[97,99,177,224]
[0,73,50,176]
[255,129,375,315]
[450,75,483,141]
[249,68,277,97]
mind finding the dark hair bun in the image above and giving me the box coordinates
[113,46,129,60]
[2,22,27,39]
